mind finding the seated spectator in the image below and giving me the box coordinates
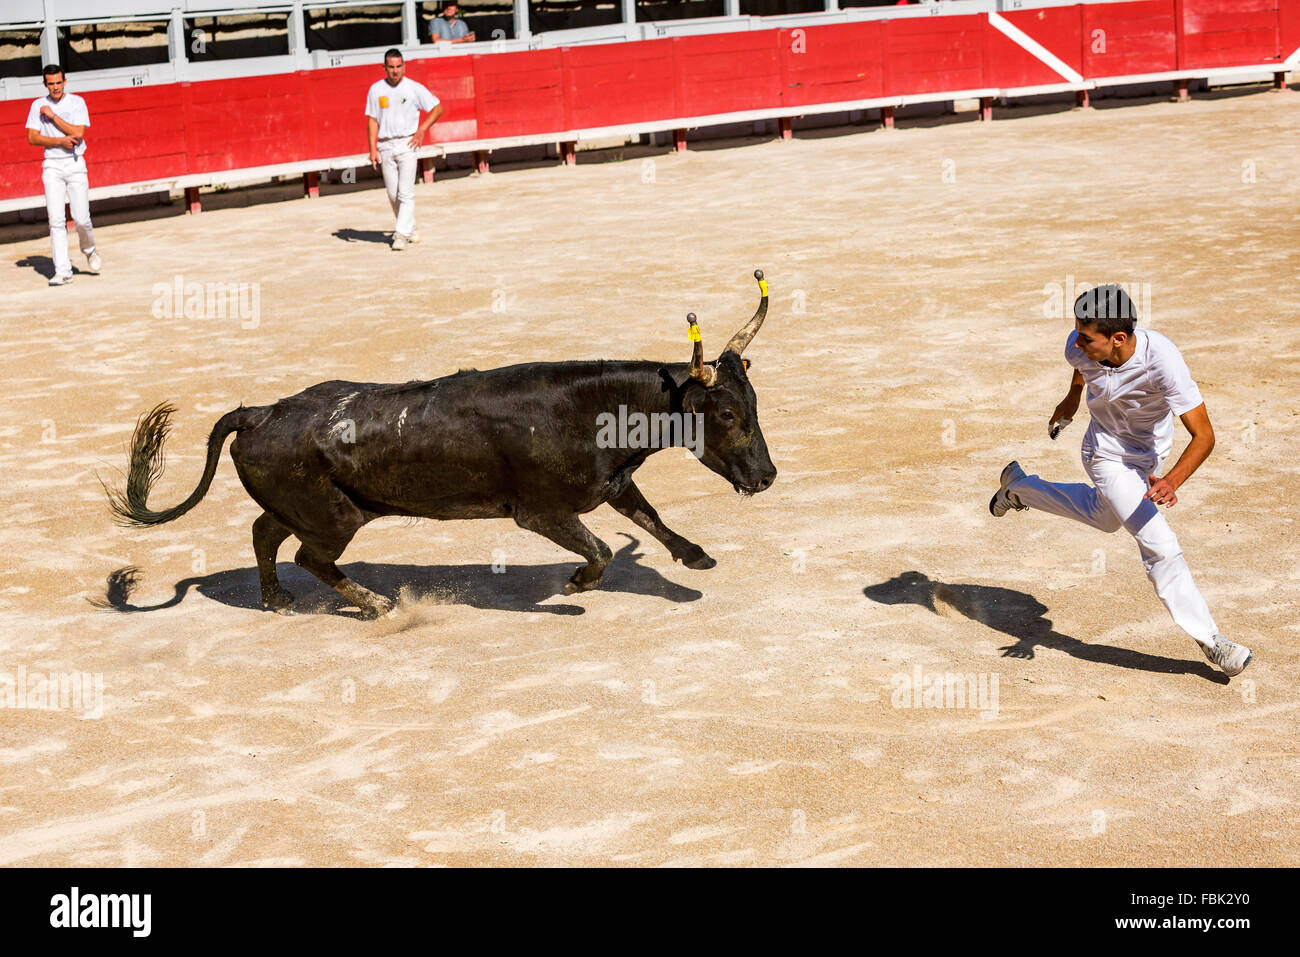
[429,3,475,44]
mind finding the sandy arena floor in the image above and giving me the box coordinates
[1,90,1297,866]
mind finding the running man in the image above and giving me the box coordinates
[25,64,100,286]
[365,49,443,251]
[989,285,1253,678]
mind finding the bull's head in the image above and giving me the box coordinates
[679,270,778,496]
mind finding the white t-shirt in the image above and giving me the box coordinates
[1065,328,1204,463]
[365,77,439,140]
[26,92,89,159]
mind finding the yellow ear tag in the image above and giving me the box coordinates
[687,325,701,342]
[758,280,769,297]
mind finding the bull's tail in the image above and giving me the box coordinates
[105,403,255,527]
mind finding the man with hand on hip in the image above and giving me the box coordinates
[25,64,100,286]
[989,285,1253,679]
[365,49,443,251]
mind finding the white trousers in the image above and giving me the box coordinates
[43,156,96,278]
[378,139,417,238]
[1011,449,1219,648]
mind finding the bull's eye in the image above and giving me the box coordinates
[720,410,737,425]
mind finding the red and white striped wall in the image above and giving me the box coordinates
[2,0,1297,212]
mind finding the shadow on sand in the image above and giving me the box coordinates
[17,255,56,279]
[863,570,1223,682]
[332,227,392,245]
[91,534,702,619]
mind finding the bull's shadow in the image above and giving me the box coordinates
[95,534,702,618]
[863,571,1223,681]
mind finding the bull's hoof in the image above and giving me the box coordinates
[359,596,395,620]
[675,546,717,570]
[564,574,603,595]
[262,589,296,615]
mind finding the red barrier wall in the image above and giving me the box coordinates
[1283,0,1300,52]
[82,85,189,190]
[476,49,565,138]
[1179,0,1281,69]
[674,31,783,117]
[563,39,675,130]
[1083,0,1179,76]
[408,59,478,143]
[985,20,1061,87]
[303,63,385,158]
[996,6,1085,83]
[0,84,194,198]
[884,14,986,95]
[2,1,1296,203]
[780,22,885,107]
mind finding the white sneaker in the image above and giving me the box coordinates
[989,461,1028,517]
[407,229,420,244]
[1202,635,1253,678]
[391,233,408,251]
[48,273,73,286]
[86,250,101,272]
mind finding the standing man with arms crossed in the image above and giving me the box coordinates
[365,49,443,251]
[988,285,1253,679]
[429,4,476,44]
[25,64,101,286]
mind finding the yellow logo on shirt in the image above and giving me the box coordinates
[378,96,389,108]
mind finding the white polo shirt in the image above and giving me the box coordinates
[365,77,439,140]
[26,92,89,159]
[1065,328,1204,463]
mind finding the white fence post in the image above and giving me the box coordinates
[291,1,312,69]
[169,7,188,79]
[40,0,59,66]
[515,0,531,40]
[289,1,307,61]
[402,0,420,47]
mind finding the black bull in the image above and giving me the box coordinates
[107,271,777,617]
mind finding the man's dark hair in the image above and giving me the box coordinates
[1074,284,1137,337]
[42,64,64,79]
[383,48,403,63]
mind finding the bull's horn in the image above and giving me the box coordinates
[687,313,716,386]
[723,269,768,356]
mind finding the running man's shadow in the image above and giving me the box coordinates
[333,228,392,245]
[15,255,95,279]
[16,256,55,279]
[863,571,1223,681]
[92,534,702,619]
